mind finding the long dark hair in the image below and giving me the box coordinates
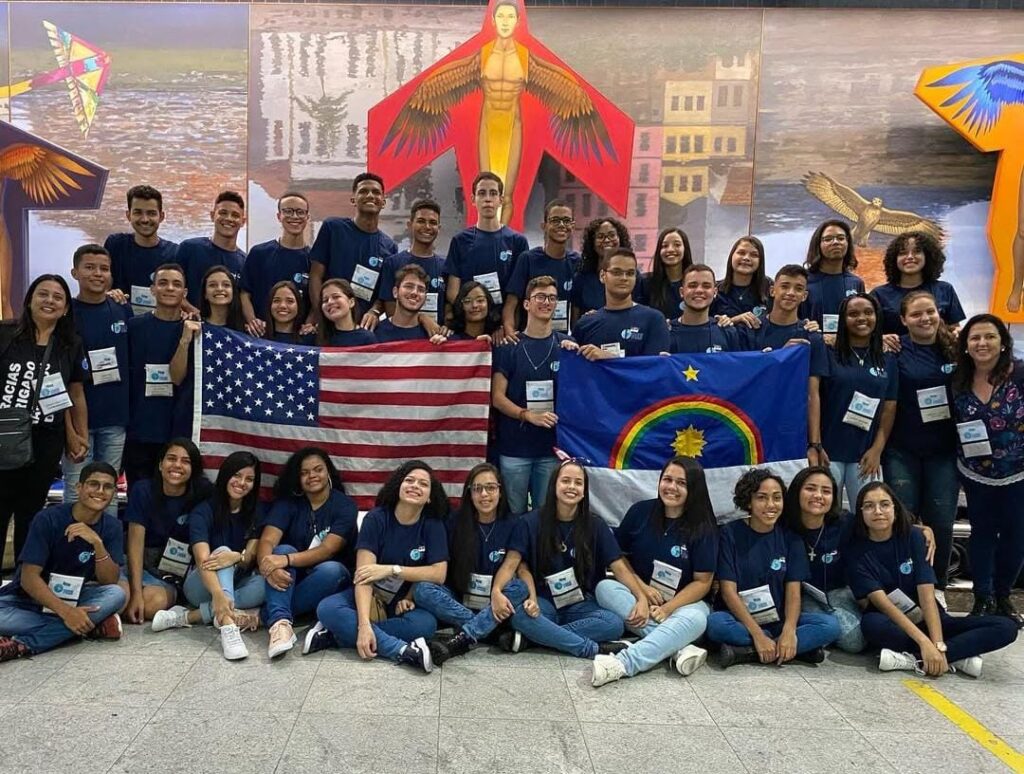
[646,227,692,315]
[783,466,841,536]
[375,459,449,519]
[952,313,1015,393]
[451,280,501,337]
[537,460,594,583]
[316,278,359,346]
[272,446,344,500]
[449,463,510,593]
[732,467,786,514]
[883,231,946,285]
[264,280,306,343]
[836,292,884,368]
[579,217,631,275]
[852,481,914,540]
[719,235,770,306]
[652,457,716,541]
[12,274,77,349]
[211,451,262,538]
[199,265,245,331]
[151,437,212,514]
[899,290,957,362]
[806,219,858,273]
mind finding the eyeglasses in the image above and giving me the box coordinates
[82,480,116,494]
[862,500,894,513]
[279,208,308,218]
[546,217,574,227]
[595,232,619,242]
[821,235,847,244]
[471,483,500,494]
[605,269,637,279]
[529,294,559,304]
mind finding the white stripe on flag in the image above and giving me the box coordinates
[321,351,489,368]
[201,416,484,447]
[320,377,491,394]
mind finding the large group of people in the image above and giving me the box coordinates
[0,170,1021,687]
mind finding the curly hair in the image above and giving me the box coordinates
[882,231,946,285]
[375,460,449,519]
[732,467,786,514]
[805,219,858,273]
[272,446,345,500]
[578,217,632,275]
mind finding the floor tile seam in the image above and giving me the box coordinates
[560,663,598,774]
[100,700,166,774]
[275,650,327,773]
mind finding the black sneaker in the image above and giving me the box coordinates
[970,596,996,617]
[497,630,528,653]
[795,647,826,664]
[397,637,434,673]
[301,621,336,655]
[428,631,474,667]
[717,643,759,669]
[597,639,631,656]
[0,636,29,663]
[995,597,1024,629]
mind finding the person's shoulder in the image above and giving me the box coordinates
[177,236,207,250]
[36,502,74,528]
[103,232,133,250]
[247,239,279,257]
[328,488,358,514]
[190,498,214,519]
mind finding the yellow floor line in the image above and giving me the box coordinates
[903,679,1024,772]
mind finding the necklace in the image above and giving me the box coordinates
[478,522,496,543]
[807,524,825,562]
[522,334,556,372]
[851,346,869,367]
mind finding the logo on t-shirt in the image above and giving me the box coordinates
[899,559,914,575]
[670,544,688,558]
[176,514,188,525]
[499,250,512,262]
[869,367,887,378]
[368,256,382,268]
[620,327,644,342]
[294,272,309,286]
[706,345,724,353]
[550,361,560,373]
[78,550,94,563]
[563,279,573,291]
[488,549,506,563]
[430,277,445,289]
[753,306,766,319]
[845,289,857,297]
[410,545,426,561]
[770,556,787,571]
[941,363,955,374]
[111,320,127,334]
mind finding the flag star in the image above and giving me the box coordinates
[254,398,263,406]
[245,372,253,380]
[244,340,253,348]
[263,345,273,353]
[274,352,283,361]
[234,379,242,387]
[216,392,224,400]
[204,330,213,339]
[244,388,253,397]
[216,375,224,384]
[286,347,295,354]
[683,365,700,382]
[206,366,214,374]
[305,363,315,372]
[307,396,316,404]
[287,377,295,385]
[205,348,213,356]
[225,351,234,360]
[244,406,252,414]
[308,413,315,421]
[215,340,224,350]
[286,410,294,418]
[206,400,215,408]
[246,355,254,363]
[265,406,273,415]
[255,381,264,390]
[276,401,284,409]
[285,361,294,370]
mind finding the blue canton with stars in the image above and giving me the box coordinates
[202,326,320,427]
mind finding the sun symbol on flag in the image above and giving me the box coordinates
[672,425,706,458]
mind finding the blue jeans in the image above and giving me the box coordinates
[183,550,266,625]
[0,583,126,653]
[499,455,559,515]
[961,478,1024,598]
[317,587,439,661]
[830,461,881,511]
[883,447,959,588]
[800,585,865,654]
[262,545,349,627]
[509,594,624,659]
[862,608,1017,663]
[707,610,841,653]
[595,579,709,676]
[63,425,126,516]
[412,579,528,642]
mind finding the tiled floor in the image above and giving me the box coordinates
[1,622,1022,774]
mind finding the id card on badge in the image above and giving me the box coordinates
[802,582,830,608]
[650,560,683,600]
[373,573,403,604]
[843,391,880,431]
[552,300,569,333]
[145,364,173,397]
[130,285,157,315]
[423,292,439,314]
[823,314,839,334]
[601,342,624,358]
[157,537,191,577]
[44,573,84,614]
[464,572,493,611]
[739,584,779,624]
[526,380,554,412]
[887,588,923,624]
[88,347,121,386]
[351,264,380,302]
[956,419,992,458]
[917,386,950,423]
[474,272,502,304]
[545,567,584,609]
[38,372,73,415]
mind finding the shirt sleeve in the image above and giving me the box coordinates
[19,511,54,568]
[378,256,398,302]
[911,529,938,586]
[507,252,530,298]
[355,509,384,555]
[238,247,258,293]
[507,514,532,559]
[309,221,332,267]
[614,502,643,555]
[265,498,295,535]
[593,517,623,569]
[944,284,966,325]
[188,502,214,546]
[425,518,450,563]
[716,524,739,583]
[443,235,462,279]
[785,532,811,583]
[691,531,718,575]
[644,313,670,355]
[68,339,86,384]
[328,495,359,546]
[846,543,883,600]
[808,334,829,378]
[493,341,514,380]
[104,515,125,566]
[884,353,899,400]
[125,481,152,528]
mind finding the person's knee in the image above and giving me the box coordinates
[594,578,622,609]
[502,578,528,606]
[273,544,297,556]
[101,584,128,612]
[834,624,866,654]
[211,545,234,556]
[412,581,441,606]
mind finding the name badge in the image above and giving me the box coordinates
[802,582,830,609]
[474,272,502,304]
[842,390,880,431]
[38,372,73,415]
[44,572,84,614]
[464,572,493,611]
[145,363,173,397]
[887,588,922,624]
[309,529,327,550]
[157,537,191,577]
[601,342,625,358]
[956,419,992,458]
[351,264,380,302]
[650,559,683,600]
[739,583,779,624]
[822,314,839,334]
[88,347,121,386]
[545,567,584,609]
[130,285,157,315]
[373,573,403,604]
[423,292,439,314]
[916,386,949,423]
[552,299,569,333]
[525,379,554,412]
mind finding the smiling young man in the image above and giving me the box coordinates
[668,264,745,354]
[104,185,179,316]
[65,244,132,514]
[375,264,447,344]
[177,190,248,308]
[308,173,397,327]
[377,199,447,328]
[240,191,312,336]
[0,461,126,662]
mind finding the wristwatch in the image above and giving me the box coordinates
[391,564,402,577]
[934,641,947,653]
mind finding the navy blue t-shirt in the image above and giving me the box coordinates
[265,489,359,568]
[309,217,397,319]
[890,338,956,457]
[240,239,311,318]
[71,297,132,428]
[615,499,717,589]
[797,512,855,593]
[570,271,647,315]
[711,282,770,320]
[104,233,179,313]
[494,332,568,458]
[445,514,520,592]
[357,507,449,603]
[270,329,316,346]
[821,350,899,463]
[375,320,427,343]
[716,519,809,619]
[668,320,745,354]
[176,237,246,307]
[379,251,446,325]
[126,478,190,549]
[327,328,377,347]
[746,320,829,377]
[847,529,936,611]
[800,271,865,330]
[507,247,579,302]
[188,499,265,553]
[573,305,669,356]
[126,313,184,444]
[641,276,683,319]
[508,510,623,599]
[0,504,124,605]
[871,281,965,336]
[444,226,529,300]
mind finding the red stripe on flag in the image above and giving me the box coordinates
[320,364,491,381]
[319,416,488,433]
[202,428,486,459]
[319,390,490,406]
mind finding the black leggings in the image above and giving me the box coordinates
[0,427,65,572]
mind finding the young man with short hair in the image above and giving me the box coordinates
[104,185,178,316]
[378,199,447,327]
[375,264,448,344]
[177,190,248,307]
[0,461,126,662]
[65,244,132,514]
[444,172,529,309]
[667,264,745,354]
[574,248,669,360]
[240,191,312,336]
[308,173,397,327]
[492,275,579,514]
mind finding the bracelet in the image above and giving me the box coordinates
[94,553,110,564]
[369,308,382,316]
[286,554,292,568]
[807,442,823,450]
[518,408,528,422]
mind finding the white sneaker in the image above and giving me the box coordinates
[268,620,296,658]
[591,654,627,688]
[673,644,708,677]
[220,624,249,660]
[151,606,190,633]
[952,656,983,678]
[879,648,923,674]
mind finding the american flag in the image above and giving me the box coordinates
[193,326,491,509]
